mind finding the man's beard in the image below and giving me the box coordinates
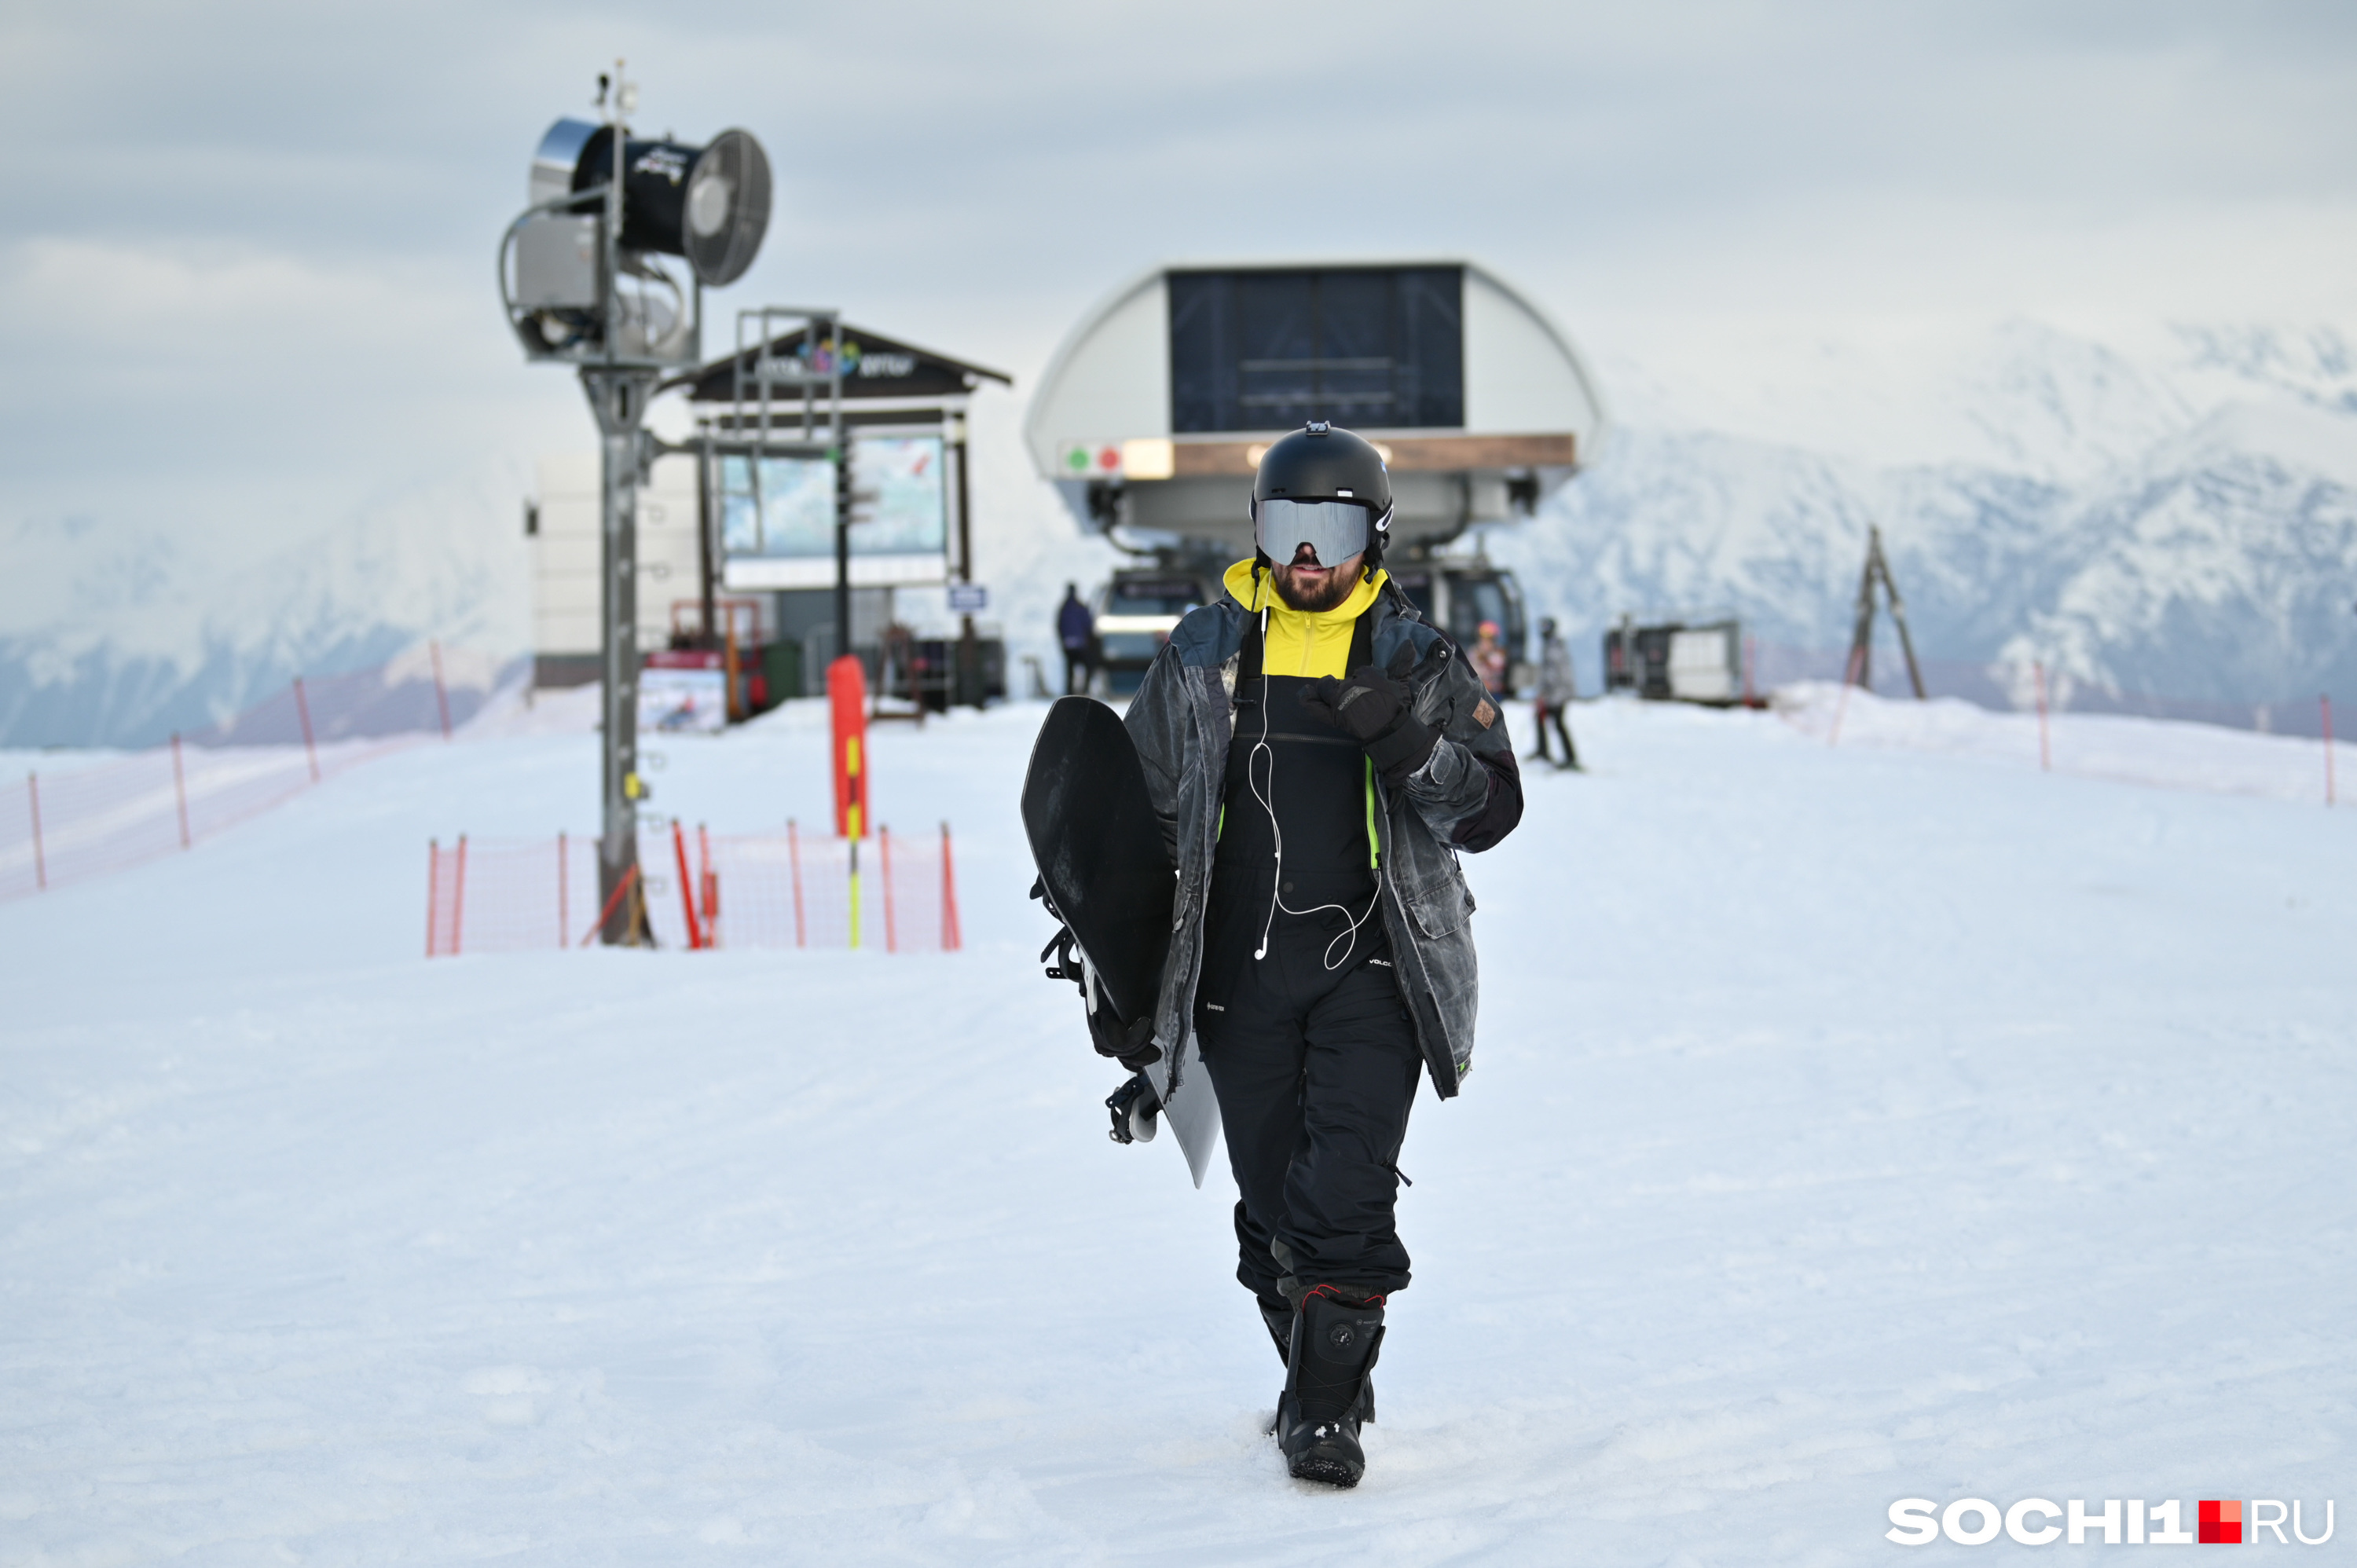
[1270,559,1361,612]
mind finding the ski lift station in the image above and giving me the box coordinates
[1025,261,1608,558]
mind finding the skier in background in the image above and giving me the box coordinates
[1471,620,1508,698]
[1118,422,1523,1489]
[1057,584,1094,695]
[1533,617,1581,770]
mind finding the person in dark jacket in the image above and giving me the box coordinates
[1057,584,1094,695]
[1061,580,1094,693]
[1115,423,1522,1489]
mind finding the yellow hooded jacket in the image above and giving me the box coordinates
[1222,558,1387,680]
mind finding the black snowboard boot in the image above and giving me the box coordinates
[1274,1288,1385,1488]
[1259,1295,1376,1420]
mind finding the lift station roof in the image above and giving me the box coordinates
[1025,261,1608,553]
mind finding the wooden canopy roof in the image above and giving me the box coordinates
[662,324,1012,405]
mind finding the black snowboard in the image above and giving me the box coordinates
[1021,697,1221,1188]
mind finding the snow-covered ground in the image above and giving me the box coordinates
[1776,682,2352,807]
[4,695,2352,1563]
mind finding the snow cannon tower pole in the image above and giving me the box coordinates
[495,65,775,943]
[830,654,869,947]
[581,88,659,947]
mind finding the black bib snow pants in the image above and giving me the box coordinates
[1193,617,1424,1305]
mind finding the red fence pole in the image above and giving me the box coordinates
[558,831,570,947]
[431,640,453,740]
[2034,661,2052,772]
[1743,636,1757,706]
[880,825,898,954]
[426,839,440,957]
[293,677,321,782]
[940,821,961,952]
[2326,694,2337,808]
[451,835,468,955]
[26,774,44,892]
[171,733,192,848]
[788,819,806,948]
[698,823,717,943]
[671,819,702,950]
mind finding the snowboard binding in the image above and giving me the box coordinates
[1030,877,1085,996]
[1105,1072,1162,1145]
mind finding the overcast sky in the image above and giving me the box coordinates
[3,0,2352,576]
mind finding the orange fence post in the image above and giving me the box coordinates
[292,677,321,782]
[425,839,440,956]
[171,734,192,848]
[880,826,898,953]
[940,820,962,951]
[788,819,807,947]
[557,831,570,947]
[2326,694,2337,808]
[294,678,323,779]
[672,819,703,949]
[698,823,718,944]
[431,640,453,740]
[2034,661,2052,772]
[451,835,468,955]
[26,774,43,892]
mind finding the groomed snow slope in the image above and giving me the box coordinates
[3,698,2352,1563]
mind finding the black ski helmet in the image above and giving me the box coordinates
[1250,422,1393,574]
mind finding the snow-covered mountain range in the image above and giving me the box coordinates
[0,460,533,749]
[4,321,2352,748]
[1490,321,2357,720]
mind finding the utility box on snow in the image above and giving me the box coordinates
[1604,617,1747,705]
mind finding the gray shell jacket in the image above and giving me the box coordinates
[1538,632,1577,708]
[1123,574,1524,1099]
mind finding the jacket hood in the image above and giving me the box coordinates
[1221,559,1387,624]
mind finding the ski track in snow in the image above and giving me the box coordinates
[2,698,2352,1563]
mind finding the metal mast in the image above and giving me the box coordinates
[586,65,658,943]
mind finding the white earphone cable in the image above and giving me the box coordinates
[1247,600,1380,971]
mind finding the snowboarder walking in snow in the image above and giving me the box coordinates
[1120,423,1523,1488]
[1058,583,1095,695]
[1533,617,1581,770]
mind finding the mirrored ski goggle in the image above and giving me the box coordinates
[1252,496,1384,566]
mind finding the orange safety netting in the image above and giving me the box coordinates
[426,822,962,957]
[2,647,501,902]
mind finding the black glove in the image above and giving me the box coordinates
[1303,644,1439,782]
[1089,1006,1163,1071]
